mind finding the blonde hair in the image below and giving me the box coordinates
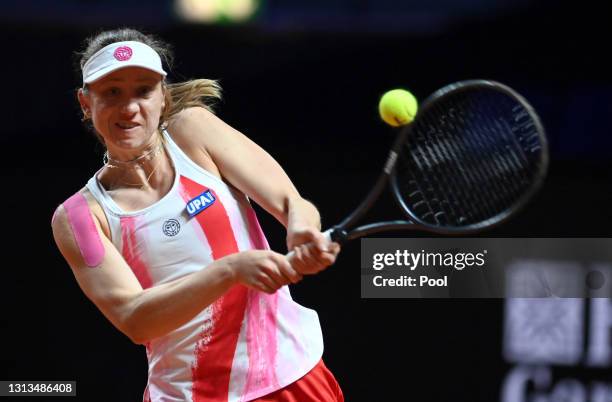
[162,79,222,126]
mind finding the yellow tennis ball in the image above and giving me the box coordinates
[378,89,418,127]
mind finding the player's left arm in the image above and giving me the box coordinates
[167,107,339,272]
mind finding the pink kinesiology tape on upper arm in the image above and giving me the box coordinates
[63,193,105,267]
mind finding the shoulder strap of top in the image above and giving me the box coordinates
[162,129,228,186]
[162,129,189,168]
[85,170,124,216]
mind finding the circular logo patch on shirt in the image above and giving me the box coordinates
[114,46,133,61]
[163,219,181,237]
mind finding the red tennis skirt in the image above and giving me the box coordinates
[253,359,344,402]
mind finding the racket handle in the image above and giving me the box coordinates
[322,228,333,242]
[285,228,334,265]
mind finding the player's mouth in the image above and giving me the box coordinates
[116,122,140,130]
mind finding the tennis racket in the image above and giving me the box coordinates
[293,79,548,250]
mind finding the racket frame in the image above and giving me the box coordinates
[328,80,548,244]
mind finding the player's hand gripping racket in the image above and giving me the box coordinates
[289,80,548,262]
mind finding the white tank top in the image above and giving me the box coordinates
[85,130,323,402]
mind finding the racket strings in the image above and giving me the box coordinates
[479,97,541,197]
[423,138,475,222]
[471,96,529,201]
[395,88,544,227]
[449,93,538,220]
[512,105,544,155]
[406,94,506,224]
[406,152,459,225]
[409,113,483,224]
[403,134,465,225]
[430,96,508,220]
[420,95,499,223]
[408,117,477,224]
[447,93,534,220]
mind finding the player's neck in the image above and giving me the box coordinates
[102,144,174,191]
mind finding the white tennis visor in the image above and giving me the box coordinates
[82,41,167,85]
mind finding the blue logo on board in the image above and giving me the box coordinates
[186,190,216,217]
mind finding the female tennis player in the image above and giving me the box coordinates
[51,28,343,402]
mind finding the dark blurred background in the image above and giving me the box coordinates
[1,0,611,401]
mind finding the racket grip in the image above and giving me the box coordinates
[322,228,333,242]
[285,228,333,265]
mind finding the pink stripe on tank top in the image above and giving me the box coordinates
[241,206,280,400]
[241,290,280,401]
[179,175,247,402]
[120,216,153,289]
[245,206,270,251]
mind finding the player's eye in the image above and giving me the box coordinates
[104,87,121,97]
[138,86,154,97]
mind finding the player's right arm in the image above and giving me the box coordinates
[51,192,300,344]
